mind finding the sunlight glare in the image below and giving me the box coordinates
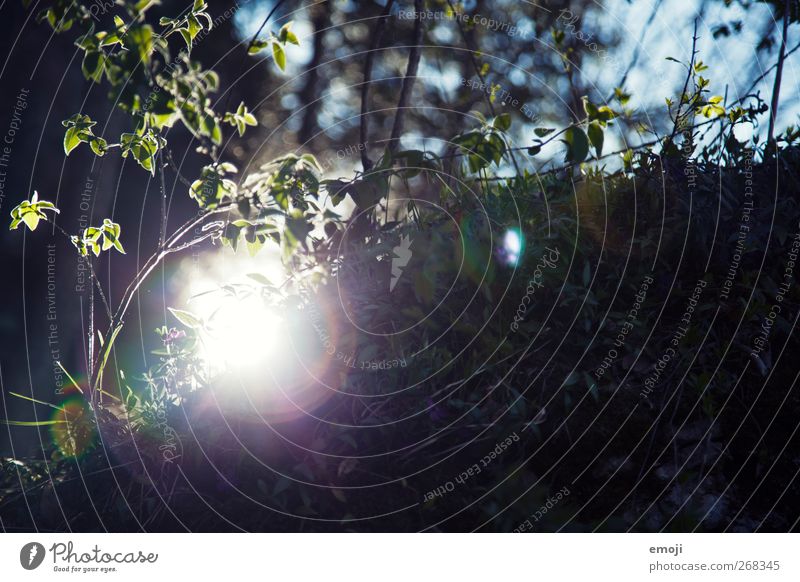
[200,294,282,371]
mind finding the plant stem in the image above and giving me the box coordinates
[360,0,397,171]
[389,0,423,154]
[768,8,790,146]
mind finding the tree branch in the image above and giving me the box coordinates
[739,40,800,103]
[768,8,790,145]
[360,0,397,171]
[298,2,331,145]
[669,19,699,144]
[389,0,424,154]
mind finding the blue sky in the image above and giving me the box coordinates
[231,0,799,162]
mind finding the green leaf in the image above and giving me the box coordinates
[168,308,202,329]
[492,113,512,132]
[210,117,223,144]
[89,136,108,157]
[247,273,273,286]
[272,41,286,71]
[614,87,631,105]
[224,102,258,137]
[129,25,154,66]
[583,97,599,120]
[248,39,269,55]
[562,126,589,163]
[98,31,122,48]
[534,128,555,137]
[285,29,299,45]
[8,391,59,409]
[486,132,506,165]
[64,126,81,155]
[595,105,617,124]
[1,420,69,426]
[279,22,299,45]
[179,28,192,52]
[187,14,202,39]
[100,220,125,254]
[22,212,41,231]
[9,193,59,231]
[120,131,160,175]
[81,50,104,82]
[587,122,604,157]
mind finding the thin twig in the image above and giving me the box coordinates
[88,205,233,397]
[669,19,699,144]
[217,0,289,131]
[163,149,195,188]
[446,0,523,176]
[738,40,800,102]
[360,0,397,170]
[158,150,168,247]
[443,114,723,182]
[609,0,663,101]
[389,0,423,154]
[89,273,95,390]
[45,219,112,318]
[768,8,790,145]
[447,0,495,119]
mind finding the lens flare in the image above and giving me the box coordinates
[498,228,524,266]
[199,295,283,371]
[49,397,95,458]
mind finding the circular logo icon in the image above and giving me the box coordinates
[19,542,46,570]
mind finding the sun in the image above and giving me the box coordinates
[172,244,288,371]
[199,293,283,371]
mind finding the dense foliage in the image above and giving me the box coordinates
[2,0,800,532]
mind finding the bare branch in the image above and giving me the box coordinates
[739,41,800,103]
[360,0,397,171]
[610,0,663,100]
[389,0,424,154]
[668,19,699,144]
[768,9,790,145]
